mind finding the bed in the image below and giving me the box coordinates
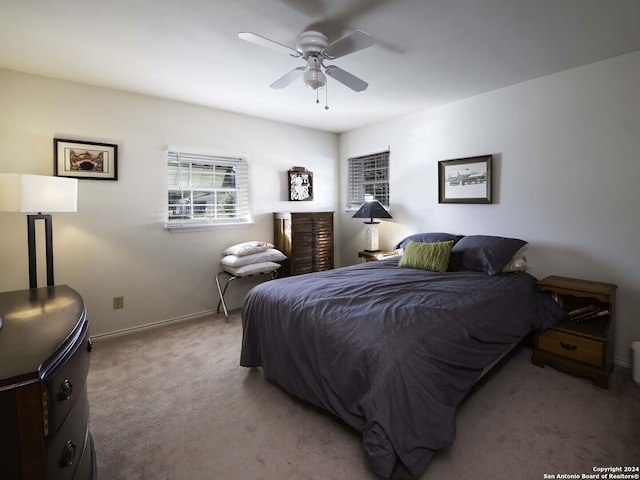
[240,233,564,479]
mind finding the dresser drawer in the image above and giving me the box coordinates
[537,329,604,368]
[45,387,90,480]
[73,432,96,480]
[47,324,91,436]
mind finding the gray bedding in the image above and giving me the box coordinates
[240,258,563,478]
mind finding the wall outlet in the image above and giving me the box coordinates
[113,296,124,309]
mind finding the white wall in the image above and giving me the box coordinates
[339,51,640,367]
[0,69,338,336]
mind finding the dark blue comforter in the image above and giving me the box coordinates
[240,258,563,478]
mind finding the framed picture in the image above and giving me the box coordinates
[289,169,313,201]
[438,155,492,204]
[54,138,118,180]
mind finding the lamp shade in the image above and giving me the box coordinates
[0,174,77,213]
[352,199,392,223]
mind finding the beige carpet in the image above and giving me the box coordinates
[87,312,640,480]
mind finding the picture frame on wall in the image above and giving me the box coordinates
[289,168,313,201]
[438,154,492,204]
[54,138,118,180]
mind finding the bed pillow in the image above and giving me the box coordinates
[223,241,274,256]
[222,261,281,277]
[221,249,286,267]
[451,235,527,275]
[398,240,454,273]
[502,253,528,273]
[394,232,464,250]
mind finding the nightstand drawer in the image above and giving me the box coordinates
[537,329,604,368]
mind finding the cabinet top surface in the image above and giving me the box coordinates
[273,211,334,218]
[538,275,617,295]
[0,285,85,383]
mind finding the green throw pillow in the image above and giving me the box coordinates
[398,240,454,273]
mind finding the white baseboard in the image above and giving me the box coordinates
[90,309,220,342]
[615,357,631,368]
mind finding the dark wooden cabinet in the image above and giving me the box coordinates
[0,286,96,479]
[274,211,334,277]
[532,276,616,389]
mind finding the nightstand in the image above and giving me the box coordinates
[358,250,400,262]
[532,275,616,389]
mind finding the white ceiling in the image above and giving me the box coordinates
[1,0,640,133]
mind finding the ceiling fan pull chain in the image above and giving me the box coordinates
[325,81,329,110]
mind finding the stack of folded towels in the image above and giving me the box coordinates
[220,241,287,277]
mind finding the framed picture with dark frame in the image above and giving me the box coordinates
[54,138,118,180]
[438,154,492,204]
[288,168,313,201]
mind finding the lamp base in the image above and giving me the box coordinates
[364,222,379,252]
[27,214,54,288]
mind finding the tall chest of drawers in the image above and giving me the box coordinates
[273,211,334,277]
[0,285,96,480]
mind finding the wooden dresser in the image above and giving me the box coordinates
[273,211,334,277]
[0,286,96,479]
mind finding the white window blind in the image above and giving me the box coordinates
[347,150,390,209]
[166,151,250,228]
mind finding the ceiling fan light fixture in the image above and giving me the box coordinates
[303,67,326,89]
[239,29,373,93]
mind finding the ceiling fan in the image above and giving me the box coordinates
[238,29,374,93]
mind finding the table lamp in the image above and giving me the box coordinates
[352,197,392,251]
[0,173,78,288]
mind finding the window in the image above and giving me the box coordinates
[166,150,250,229]
[347,150,390,209]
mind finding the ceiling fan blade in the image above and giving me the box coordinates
[325,65,368,92]
[238,32,301,58]
[325,30,374,59]
[271,67,305,89]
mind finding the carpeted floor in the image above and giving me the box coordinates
[87,312,640,480]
